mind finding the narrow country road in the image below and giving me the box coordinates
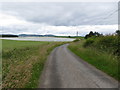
[39,44,119,88]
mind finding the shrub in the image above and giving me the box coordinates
[84,35,119,56]
[83,38,94,47]
[73,38,80,42]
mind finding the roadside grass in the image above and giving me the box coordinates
[2,40,66,88]
[83,35,120,56]
[68,41,119,81]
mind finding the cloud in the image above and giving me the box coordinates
[0,13,117,36]
[1,2,118,26]
[1,24,117,36]
[0,13,28,26]
[0,2,118,36]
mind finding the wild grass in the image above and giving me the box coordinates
[68,40,119,81]
[84,35,120,56]
[2,40,66,88]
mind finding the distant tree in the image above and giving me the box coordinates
[94,32,103,37]
[85,34,89,39]
[2,34,18,37]
[68,36,71,38]
[89,31,94,36]
[116,30,120,36]
[85,31,102,39]
[85,31,94,39]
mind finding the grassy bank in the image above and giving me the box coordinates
[2,40,66,88]
[68,39,119,81]
[83,35,120,56]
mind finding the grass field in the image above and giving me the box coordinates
[68,41,119,81]
[2,39,66,88]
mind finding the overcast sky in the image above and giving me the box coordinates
[0,2,118,36]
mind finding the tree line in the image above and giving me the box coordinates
[85,30,120,39]
[0,34,18,37]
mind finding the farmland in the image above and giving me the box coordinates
[2,40,66,88]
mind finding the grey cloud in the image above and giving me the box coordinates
[1,2,118,26]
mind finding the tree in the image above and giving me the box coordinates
[89,31,94,36]
[116,30,120,36]
[68,36,71,38]
[85,34,89,39]
[85,31,102,39]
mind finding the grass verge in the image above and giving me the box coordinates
[68,41,119,81]
[2,40,66,88]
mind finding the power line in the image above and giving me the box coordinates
[95,8,119,25]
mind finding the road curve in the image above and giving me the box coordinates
[39,44,119,88]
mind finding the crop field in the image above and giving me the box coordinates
[2,39,66,88]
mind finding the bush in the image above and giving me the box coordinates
[73,38,80,42]
[83,38,94,47]
[84,35,119,56]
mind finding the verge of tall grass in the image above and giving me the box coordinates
[84,35,120,56]
[68,41,119,81]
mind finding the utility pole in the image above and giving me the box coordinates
[76,31,78,37]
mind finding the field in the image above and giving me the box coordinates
[68,36,119,81]
[2,40,66,88]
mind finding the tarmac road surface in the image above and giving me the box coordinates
[39,44,119,88]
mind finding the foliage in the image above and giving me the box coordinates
[85,31,103,39]
[83,38,94,47]
[69,30,120,81]
[0,34,18,37]
[116,30,120,36]
[73,38,80,42]
[68,41,119,81]
[84,35,120,56]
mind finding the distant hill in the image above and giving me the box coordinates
[19,34,43,37]
[19,34,55,37]
[44,34,55,37]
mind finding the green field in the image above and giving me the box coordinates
[2,39,66,88]
[2,40,49,51]
[68,40,119,81]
